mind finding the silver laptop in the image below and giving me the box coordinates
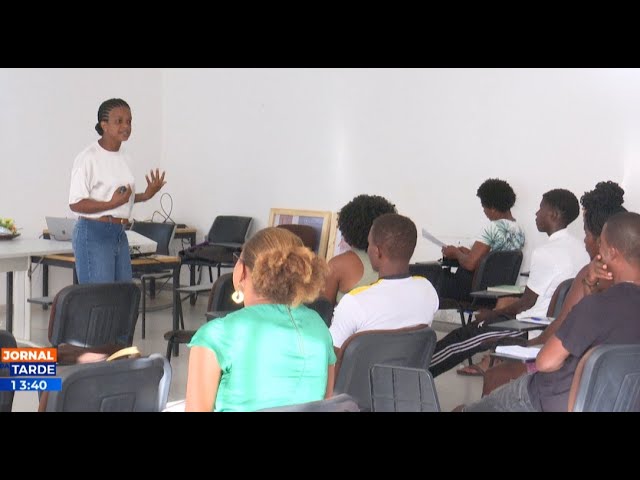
[46,217,77,241]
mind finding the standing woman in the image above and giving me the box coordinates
[68,98,166,284]
[185,227,335,412]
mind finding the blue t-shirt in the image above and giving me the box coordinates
[189,303,336,412]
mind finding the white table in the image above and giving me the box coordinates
[0,238,73,340]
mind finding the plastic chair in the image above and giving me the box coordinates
[333,324,437,411]
[456,250,524,326]
[370,364,440,412]
[45,353,171,412]
[276,223,318,252]
[568,344,640,412]
[305,297,333,327]
[48,283,141,365]
[164,272,242,360]
[258,393,360,412]
[181,215,253,282]
[130,221,177,339]
[0,330,17,412]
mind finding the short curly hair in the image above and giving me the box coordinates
[542,189,580,227]
[476,178,516,212]
[338,194,397,250]
[581,181,627,237]
[370,214,417,262]
[242,227,328,307]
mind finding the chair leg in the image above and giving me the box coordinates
[166,336,174,361]
[217,264,222,278]
[141,278,146,339]
[178,294,185,330]
[208,267,213,283]
[458,309,466,327]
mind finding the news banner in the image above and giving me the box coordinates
[0,348,62,391]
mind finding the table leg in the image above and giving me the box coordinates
[42,264,49,310]
[173,263,180,357]
[6,272,13,333]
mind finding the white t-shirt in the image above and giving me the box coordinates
[329,276,439,348]
[516,228,589,320]
[68,141,136,219]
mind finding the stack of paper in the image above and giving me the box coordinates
[494,345,542,360]
[518,316,553,325]
[486,284,525,294]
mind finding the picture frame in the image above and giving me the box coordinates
[268,208,333,259]
[325,212,351,261]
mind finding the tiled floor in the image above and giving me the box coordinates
[5,289,483,412]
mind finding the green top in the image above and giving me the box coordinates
[336,248,379,304]
[188,303,336,412]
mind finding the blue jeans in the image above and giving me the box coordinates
[463,373,538,412]
[72,217,132,284]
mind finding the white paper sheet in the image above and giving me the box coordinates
[494,345,542,360]
[421,228,446,248]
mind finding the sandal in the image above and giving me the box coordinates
[456,364,486,377]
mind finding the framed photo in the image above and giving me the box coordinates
[325,212,351,261]
[269,208,333,259]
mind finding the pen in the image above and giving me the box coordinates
[531,317,546,322]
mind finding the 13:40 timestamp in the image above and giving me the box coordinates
[0,378,62,391]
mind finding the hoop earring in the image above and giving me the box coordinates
[231,289,244,304]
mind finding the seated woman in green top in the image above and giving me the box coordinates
[322,194,397,307]
[185,227,335,412]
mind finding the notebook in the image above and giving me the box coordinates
[494,345,542,361]
[45,217,77,241]
[486,284,526,294]
[126,230,157,257]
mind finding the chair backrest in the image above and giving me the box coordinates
[546,277,574,318]
[370,364,440,412]
[45,353,172,412]
[207,273,244,313]
[472,250,523,291]
[276,223,318,252]
[207,216,253,244]
[258,393,360,412]
[334,324,438,410]
[568,344,640,412]
[304,297,333,327]
[130,221,176,255]
[0,330,17,412]
[48,283,141,348]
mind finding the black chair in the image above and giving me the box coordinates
[48,283,141,365]
[548,277,574,319]
[334,324,438,411]
[369,364,440,412]
[455,250,524,326]
[258,393,360,412]
[182,215,253,282]
[0,330,17,412]
[305,297,333,328]
[569,344,640,412]
[276,223,318,252]
[164,272,242,360]
[130,221,177,339]
[45,353,171,412]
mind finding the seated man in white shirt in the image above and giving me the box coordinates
[429,189,590,377]
[329,213,440,351]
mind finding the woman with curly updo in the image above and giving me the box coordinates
[185,227,335,412]
[322,194,397,306]
[439,178,525,301]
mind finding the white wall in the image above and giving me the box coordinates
[0,68,162,301]
[163,68,640,268]
[3,68,640,307]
